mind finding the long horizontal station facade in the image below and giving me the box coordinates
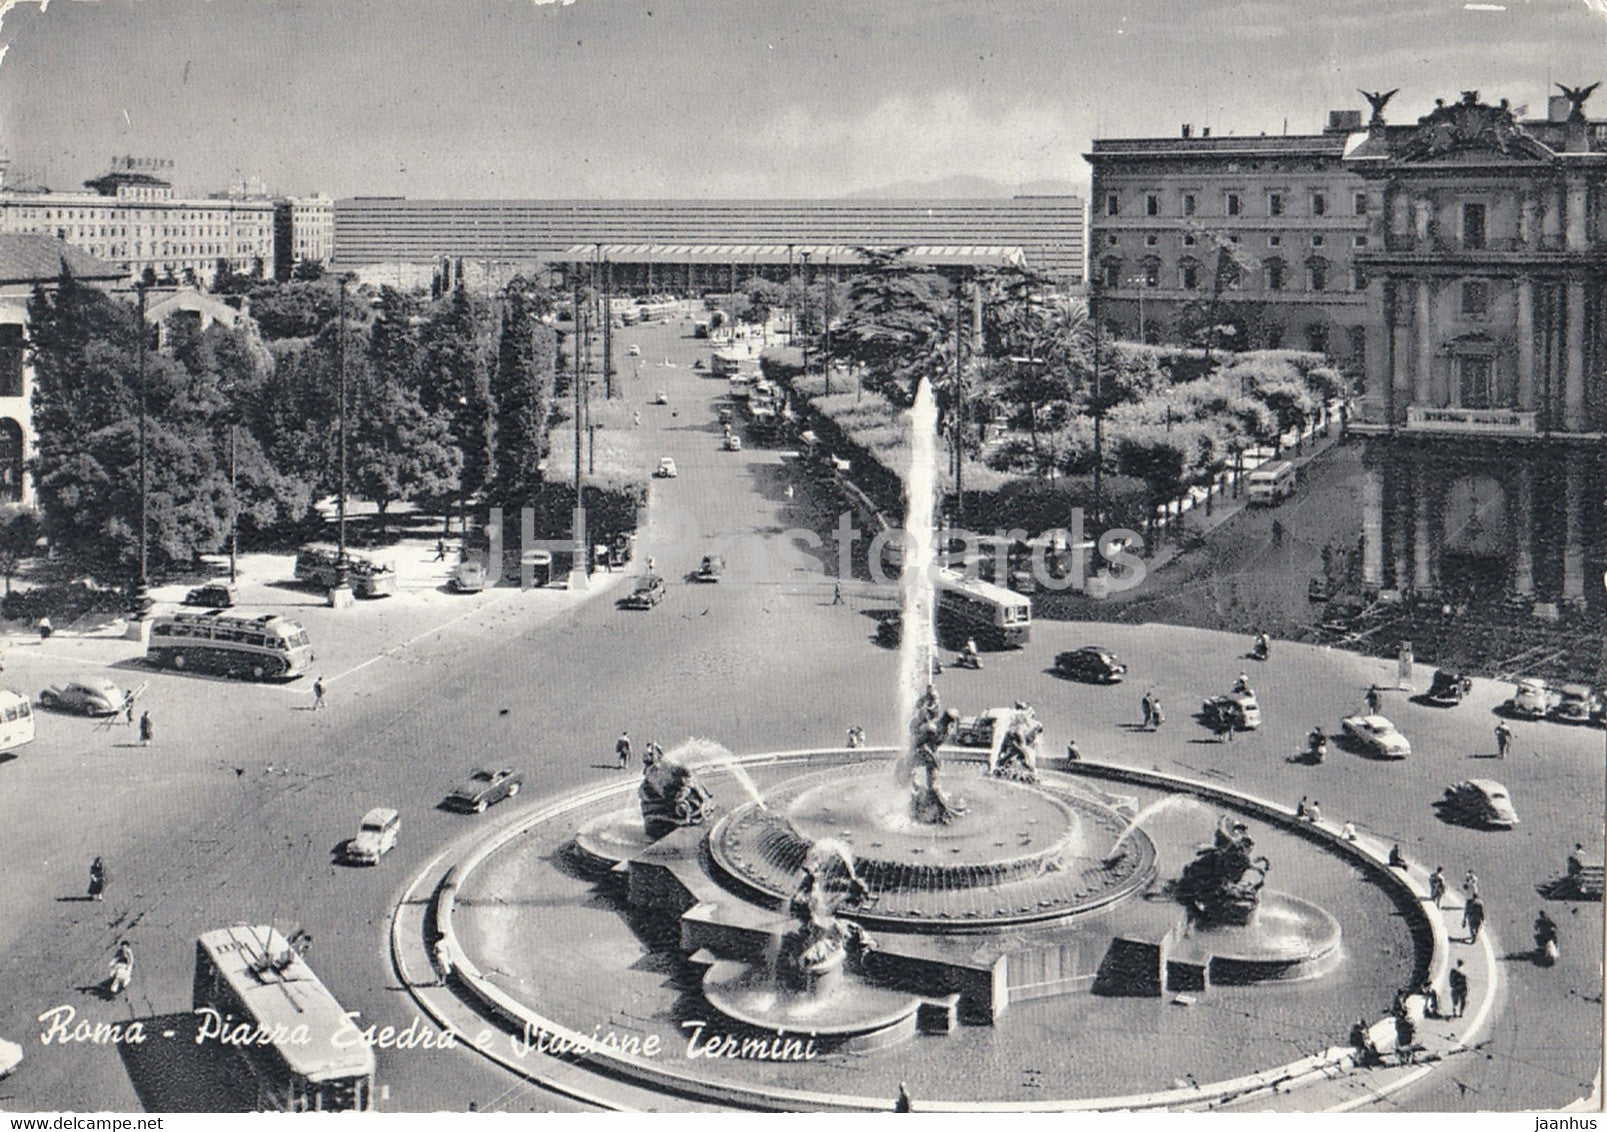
[331,197,1084,285]
[554,242,1028,291]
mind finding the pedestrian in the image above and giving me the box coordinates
[1140,691,1154,730]
[87,857,105,902]
[1394,1010,1417,1065]
[616,731,632,770]
[646,557,656,574]
[1296,795,1310,820]
[1447,959,1469,1018]
[138,711,152,748]
[1388,843,1408,870]
[1463,894,1485,943]
[1494,720,1512,760]
[1365,685,1382,715]
[434,538,447,562]
[122,691,134,728]
[646,739,663,766]
[1150,697,1164,729]
[1429,866,1447,907]
[108,941,133,997]
[37,615,51,641]
[1307,799,1322,824]
[894,1081,913,1113]
[1341,822,1357,841]
[832,581,844,605]
[633,411,641,428]
[1463,869,1479,900]
[1065,738,1081,763]
[313,677,326,711]
[1216,715,1234,743]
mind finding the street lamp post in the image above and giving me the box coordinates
[127,282,152,639]
[1090,276,1104,531]
[329,276,352,607]
[228,423,238,584]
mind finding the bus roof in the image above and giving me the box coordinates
[196,926,375,1082]
[0,689,30,707]
[1247,460,1293,478]
[936,568,1031,609]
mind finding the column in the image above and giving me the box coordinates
[1390,283,1414,424]
[1519,192,1536,248]
[1566,280,1586,431]
[1516,277,1535,411]
[1362,464,1384,586]
[1512,464,1534,596]
[1542,184,1563,248]
[1564,464,1586,604]
[1413,466,1434,592]
[1415,278,1433,407]
[1390,471,1411,593]
[1566,176,1589,251]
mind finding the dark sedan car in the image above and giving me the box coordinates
[1053,647,1127,684]
[445,767,523,813]
[1424,669,1473,706]
[184,583,238,608]
[621,574,667,609]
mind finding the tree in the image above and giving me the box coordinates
[346,347,462,535]
[490,288,557,504]
[420,285,495,527]
[830,257,954,408]
[1182,223,1257,364]
[987,288,1091,479]
[291,259,326,283]
[0,506,40,596]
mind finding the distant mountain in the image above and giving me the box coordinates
[842,175,1082,199]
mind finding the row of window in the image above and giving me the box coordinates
[1101,255,1363,293]
[1108,232,1368,251]
[14,206,266,223]
[1107,189,1369,219]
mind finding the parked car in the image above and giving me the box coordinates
[654,457,678,478]
[651,391,670,405]
[1509,677,1556,719]
[451,559,488,593]
[1550,684,1604,726]
[1441,779,1520,829]
[953,707,1015,749]
[183,583,238,608]
[723,434,743,451]
[694,555,725,583]
[627,344,641,357]
[445,768,523,813]
[295,544,397,598]
[622,574,667,609]
[343,807,400,864]
[38,678,123,717]
[1424,669,1473,706]
[1341,714,1411,759]
[1053,647,1127,684]
[718,407,734,424]
[1201,691,1262,731]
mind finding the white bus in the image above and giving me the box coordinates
[148,612,314,680]
[0,691,35,753]
[1246,460,1297,505]
[935,568,1032,649]
[193,926,375,1112]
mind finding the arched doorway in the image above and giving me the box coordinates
[1439,473,1508,597]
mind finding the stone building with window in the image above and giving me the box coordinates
[1347,88,1607,612]
[1084,112,1383,372]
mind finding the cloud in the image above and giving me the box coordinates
[736,92,1075,194]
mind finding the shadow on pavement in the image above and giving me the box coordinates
[117,1011,256,1112]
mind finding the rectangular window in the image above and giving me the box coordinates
[1226,193,1242,216]
[1106,194,1120,217]
[1352,265,1367,291]
[1268,235,1282,248]
[1462,203,1487,249]
[1311,193,1327,217]
[1311,235,1325,248]
[1182,194,1197,216]
[1144,233,1159,247]
[1183,234,1197,247]
[1461,280,1488,315]
[1458,356,1495,408]
[1267,261,1286,290]
[1181,262,1200,290]
[1268,192,1284,217]
[1353,234,1369,248]
[1145,194,1160,216]
[1308,261,1328,291]
[1354,192,1369,216]
[1348,326,1367,362]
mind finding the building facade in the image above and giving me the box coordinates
[330,196,1085,285]
[290,195,334,267]
[0,170,276,287]
[1347,89,1607,612]
[1085,113,1382,375]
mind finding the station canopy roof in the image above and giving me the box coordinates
[558,243,1028,269]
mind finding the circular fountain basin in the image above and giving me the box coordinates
[700,958,922,1051]
[572,809,656,871]
[709,765,1156,929]
[1174,892,1344,984]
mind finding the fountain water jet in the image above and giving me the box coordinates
[895,378,941,765]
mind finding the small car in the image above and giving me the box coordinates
[718,407,734,424]
[1442,779,1520,829]
[622,574,666,609]
[344,807,400,864]
[694,555,725,583]
[654,457,678,478]
[183,583,238,608]
[723,434,742,451]
[38,678,124,716]
[1341,714,1411,759]
[451,559,488,593]
[445,767,523,813]
[651,391,670,405]
[627,344,641,357]
[1550,684,1604,726]
[1424,669,1473,707]
[1201,691,1262,731]
[1053,647,1127,684]
[1510,677,1555,718]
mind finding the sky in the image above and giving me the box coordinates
[1,0,1605,200]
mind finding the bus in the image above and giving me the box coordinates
[148,612,314,680]
[637,298,677,322]
[710,351,744,378]
[935,568,1032,649]
[1246,460,1297,505]
[294,544,397,598]
[193,926,375,1112]
[0,691,35,753]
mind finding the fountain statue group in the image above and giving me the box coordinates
[1175,815,1271,927]
[905,685,966,824]
[638,749,716,840]
[777,842,877,993]
[990,702,1044,784]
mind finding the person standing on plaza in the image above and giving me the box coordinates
[122,691,134,728]
[1141,691,1154,730]
[616,731,632,770]
[1429,866,1447,907]
[1149,695,1164,730]
[37,615,51,641]
[1463,893,1486,943]
[138,711,152,748]
[1447,959,1469,1018]
[313,677,327,711]
[108,940,134,997]
[87,857,105,902]
[1365,685,1382,715]
[1494,719,1513,760]
[1464,869,1479,900]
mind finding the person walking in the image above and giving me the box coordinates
[1216,714,1235,743]
[108,941,133,997]
[313,677,327,711]
[616,731,632,770]
[434,538,448,562]
[1494,719,1513,760]
[1428,866,1447,907]
[1463,893,1486,943]
[832,581,844,605]
[122,691,134,728]
[1463,869,1480,900]
[37,615,51,641]
[87,857,105,902]
[1140,691,1154,730]
[1149,696,1164,730]
[1447,959,1469,1018]
[1365,685,1382,715]
[137,711,153,748]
